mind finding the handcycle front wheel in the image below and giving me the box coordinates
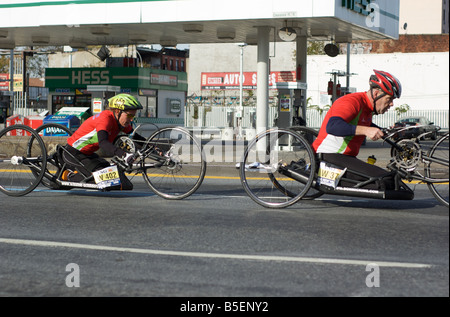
[140,126,206,199]
[240,128,316,208]
[0,124,47,196]
[425,133,449,207]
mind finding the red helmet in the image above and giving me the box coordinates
[370,69,402,99]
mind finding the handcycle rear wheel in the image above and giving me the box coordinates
[240,128,316,208]
[283,126,324,200]
[141,126,206,199]
[0,125,47,196]
[425,133,449,207]
[28,123,73,189]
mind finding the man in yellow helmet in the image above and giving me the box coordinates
[63,94,146,190]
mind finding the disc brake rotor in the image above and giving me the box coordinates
[392,139,422,171]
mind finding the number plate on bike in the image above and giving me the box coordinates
[93,165,121,189]
[317,162,346,189]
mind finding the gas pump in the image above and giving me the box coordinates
[273,82,307,128]
[326,70,356,103]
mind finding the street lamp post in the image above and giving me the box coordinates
[237,43,247,140]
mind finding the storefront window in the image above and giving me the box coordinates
[75,95,91,108]
[52,95,74,113]
[138,90,157,118]
[52,94,91,113]
[147,97,157,117]
[137,96,157,118]
[0,108,6,123]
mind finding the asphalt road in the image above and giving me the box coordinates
[0,164,448,299]
[0,138,448,300]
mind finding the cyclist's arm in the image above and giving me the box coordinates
[327,116,383,140]
[355,125,384,140]
[98,130,126,157]
[131,132,146,142]
[326,116,356,136]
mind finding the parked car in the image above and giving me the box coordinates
[391,116,439,140]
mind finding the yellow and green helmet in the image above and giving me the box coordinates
[108,93,143,111]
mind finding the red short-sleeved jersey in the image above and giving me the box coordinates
[312,92,373,156]
[67,110,132,155]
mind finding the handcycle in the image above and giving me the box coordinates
[0,123,207,199]
[239,125,449,208]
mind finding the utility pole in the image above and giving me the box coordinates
[236,43,247,140]
[22,49,34,112]
[6,49,14,116]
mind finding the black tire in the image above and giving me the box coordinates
[288,126,318,145]
[240,128,316,208]
[35,123,73,137]
[0,125,47,196]
[425,133,449,207]
[141,127,206,199]
[430,131,437,140]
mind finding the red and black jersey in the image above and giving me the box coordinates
[312,92,374,156]
[67,110,132,155]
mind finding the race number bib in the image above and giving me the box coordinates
[317,162,347,189]
[93,165,121,189]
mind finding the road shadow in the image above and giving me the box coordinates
[65,190,156,198]
[313,196,445,211]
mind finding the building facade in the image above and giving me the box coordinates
[186,0,449,117]
[399,0,449,34]
[45,46,188,125]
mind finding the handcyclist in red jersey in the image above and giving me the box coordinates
[312,69,402,190]
[63,93,146,190]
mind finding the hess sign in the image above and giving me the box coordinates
[342,0,372,16]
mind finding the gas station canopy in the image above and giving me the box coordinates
[0,0,400,131]
[0,0,399,48]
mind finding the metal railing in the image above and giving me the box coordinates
[8,105,448,133]
[185,105,449,130]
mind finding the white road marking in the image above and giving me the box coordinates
[0,238,432,268]
[29,188,377,203]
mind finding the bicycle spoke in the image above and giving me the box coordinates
[0,125,47,196]
[240,128,316,208]
[426,133,449,207]
[141,127,206,199]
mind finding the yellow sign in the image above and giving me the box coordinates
[92,97,102,114]
[280,98,290,112]
[13,74,23,92]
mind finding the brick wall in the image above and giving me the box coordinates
[350,34,449,54]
